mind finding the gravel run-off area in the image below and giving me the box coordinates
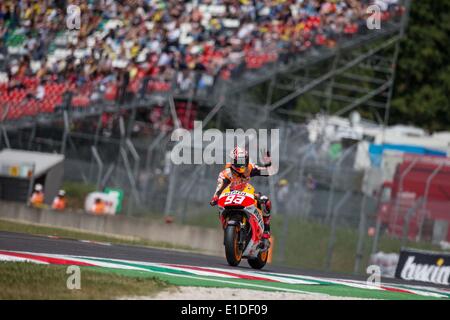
[121,286,371,300]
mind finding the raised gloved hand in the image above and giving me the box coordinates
[210,195,219,206]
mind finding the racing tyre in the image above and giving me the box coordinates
[224,224,242,266]
[247,248,268,269]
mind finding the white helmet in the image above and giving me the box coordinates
[229,146,249,174]
[34,184,43,192]
[58,190,66,197]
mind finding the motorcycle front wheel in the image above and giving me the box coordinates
[224,224,242,266]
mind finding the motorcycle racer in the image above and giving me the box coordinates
[210,147,274,241]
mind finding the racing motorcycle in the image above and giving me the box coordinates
[216,183,270,269]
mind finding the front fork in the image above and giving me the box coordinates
[220,213,247,250]
[238,222,246,249]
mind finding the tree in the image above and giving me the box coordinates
[391,0,450,132]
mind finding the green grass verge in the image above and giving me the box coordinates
[0,261,169,299]
[0,219,197,253]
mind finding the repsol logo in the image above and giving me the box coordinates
[228,191,248,196]
[400,256,450,285]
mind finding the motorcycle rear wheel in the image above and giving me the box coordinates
[224,225,242,266]
[248,248,268,269]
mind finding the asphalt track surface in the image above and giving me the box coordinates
[0,230,445,290]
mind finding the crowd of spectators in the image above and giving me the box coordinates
[0,0,402,121]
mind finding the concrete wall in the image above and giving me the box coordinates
[0,201,224,256]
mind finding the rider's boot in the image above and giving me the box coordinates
[263,223,271,245]
[260,219,271,251]
[255,193,272,250]
[260,195,272,250]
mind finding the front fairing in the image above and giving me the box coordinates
[217,183,257,209]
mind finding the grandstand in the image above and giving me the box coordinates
[0,0,411,219]
[0,1,406,123]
